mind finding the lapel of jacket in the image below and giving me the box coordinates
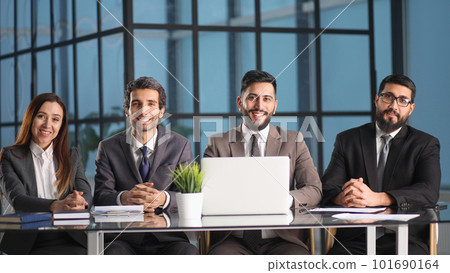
[22,150,38,196]
[148,125,169,179]
[119,131,143,184]
[382,125,409,190]
[266,124,282,156]
[229,125,246,157]
[360,123,378,190]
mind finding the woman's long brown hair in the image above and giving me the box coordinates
[1,93,73,198]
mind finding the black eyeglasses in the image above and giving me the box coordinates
[379,93,413,107]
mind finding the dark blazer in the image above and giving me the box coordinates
[322,122,441,249]
[204,124,322,251]
[94,125,193,243]
[0,146,92,254]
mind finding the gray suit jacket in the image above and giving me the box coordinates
[94,126,193,243]
[0,146,92,254]
[204,124,322,250]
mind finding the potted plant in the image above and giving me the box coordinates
[170,162,204,219]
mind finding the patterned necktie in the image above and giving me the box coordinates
[250,134,261,157]
[243,134,262,250]
[377,135,392,192]
[139,146,149,182]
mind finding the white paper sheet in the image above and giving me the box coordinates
[332,213,420,221]
[309,207,387,213]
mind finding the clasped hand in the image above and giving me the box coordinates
[121,183,166,212]
[50,190,88,211]
[334,178,383,208]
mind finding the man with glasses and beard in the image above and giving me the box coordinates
[204,70,322,254]
[322,74,441,255]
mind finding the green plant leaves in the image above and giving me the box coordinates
[169,162,204,193]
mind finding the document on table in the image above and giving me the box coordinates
[332,213,420,221]
[309,207,387,213]
[92,205,144,215]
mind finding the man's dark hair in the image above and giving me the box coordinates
[240,70,277,95]
[123,76,167,110]
[378,74,416,102]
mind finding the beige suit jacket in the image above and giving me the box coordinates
[204,124,322,250]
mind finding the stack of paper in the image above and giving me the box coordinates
[53,209,91,226]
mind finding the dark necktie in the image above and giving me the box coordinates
[139,146,149,182]
[250,134,261,157]
[243,134,262,249]
[377,135,392,192]
[376,135,392,239]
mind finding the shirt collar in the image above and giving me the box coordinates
[130,129,158,153]
[242,123,270,142]
[375,123,402,139]
[30,141,54,159]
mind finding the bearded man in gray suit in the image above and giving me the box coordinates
[204,70,322,255]
[94,76,198,255]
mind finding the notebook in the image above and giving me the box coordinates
[201,156,292,216]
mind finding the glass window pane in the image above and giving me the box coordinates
[0,0,15,55]
[55,45,75,119]
[320,0,368,30]
[322,116,371,171]
[133,0,192,25]
[262,33,316,113]
[261,0,313,28]
[102,33,124,117]
[198,0,254,26]
[78,123,100,186]
[17,0,31,51]
[76,0,97,37]
[321,34,371,111]
[104,121,125,139]
[17,53,31,121]
[36,0,51,47]
[100,0,123,30]
[1,126,16,148]
[1,58,15,123]
[406,0,450,189]
[134,30,194,114]
[36,50,52,94]
[374,0,392,85]
[199,31,256,113]
[54,0,73,43]
[77,39,99,119]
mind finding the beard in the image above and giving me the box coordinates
[241,108,273,131]
[375,107,408,134]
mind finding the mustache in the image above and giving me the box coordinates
[383,109,399,118]
[248,109,268,115]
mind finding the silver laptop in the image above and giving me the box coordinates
[201,156,292,216]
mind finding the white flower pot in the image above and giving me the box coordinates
[176,192,203,219]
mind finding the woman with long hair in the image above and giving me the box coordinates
[0,93,92,254]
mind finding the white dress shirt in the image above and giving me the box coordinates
[116,129,170,209]
[241,122,270,157]
[30,141,58,199]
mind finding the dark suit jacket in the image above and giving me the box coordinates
[0,146,92,254]
[94,125,193,243]
[204,124,322,251]
[322,122,441,249]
